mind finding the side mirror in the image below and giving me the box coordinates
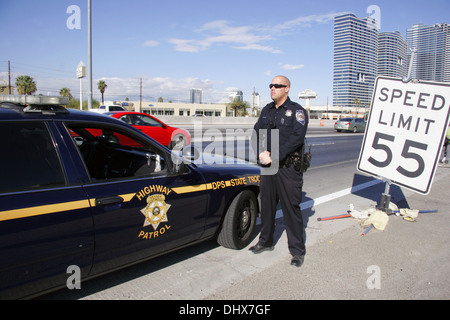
[171,146,201,174]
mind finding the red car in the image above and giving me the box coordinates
[106,111,191,149]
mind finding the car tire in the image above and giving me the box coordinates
[353,126,358,133]
[217,190,258,250]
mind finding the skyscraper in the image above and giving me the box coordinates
[378,31,408,79]
[190,89,202,104]
[333,13,378,109]
[407,23,450,82]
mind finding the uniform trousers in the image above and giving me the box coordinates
[258,165,305,257]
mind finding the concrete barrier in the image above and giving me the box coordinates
[157,116,335,128]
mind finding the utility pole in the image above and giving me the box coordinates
[8,60,12,94]
[87,0,93,110]
[139,77,142,113]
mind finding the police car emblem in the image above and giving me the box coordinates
[141,194,171,230]
[296,110,305,125]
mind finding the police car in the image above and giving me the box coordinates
[0,95,260,299]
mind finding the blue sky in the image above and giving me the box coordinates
[1,0,449,107]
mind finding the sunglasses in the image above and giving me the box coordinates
[269,84,287,89]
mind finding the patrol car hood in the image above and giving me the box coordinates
[188,153,260,176]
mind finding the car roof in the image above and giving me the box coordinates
[105,111,168,124]
[0,98,128,127]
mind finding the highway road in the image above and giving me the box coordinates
[188,125,364,168]
[39,127,371,301]
[39,122,450,305]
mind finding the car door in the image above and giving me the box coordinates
[64,121,208,276]
[0,121,94,299]
[131,114,171,147]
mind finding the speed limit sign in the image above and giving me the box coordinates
[358,76,450,195]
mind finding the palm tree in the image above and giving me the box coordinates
[97,80,107,104]
[59,87,73,100]
[227,97,249,117]
[15,75,37,95]
[354,98,361,117]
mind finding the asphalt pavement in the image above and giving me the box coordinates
[206,162,450,300]
[39,119,449,301]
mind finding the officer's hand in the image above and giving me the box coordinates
[259,151,272,165]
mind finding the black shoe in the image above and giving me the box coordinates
[290,255,304,267]
[248,243,274,254]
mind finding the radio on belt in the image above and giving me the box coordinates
[358,76,450,195]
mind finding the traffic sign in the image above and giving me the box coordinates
[76,61,86,79]
[358,76,450,195]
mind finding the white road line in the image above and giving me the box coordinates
[272,179,383,220]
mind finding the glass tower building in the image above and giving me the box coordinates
[190,89,202,104]
[407,23,450,82]
[333,14,411,109]
[333,14,379,109]
[378,31,408,79]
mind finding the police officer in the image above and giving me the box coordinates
[250,75,308,267]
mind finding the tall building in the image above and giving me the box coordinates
[229,90,243,102]
[190,89,202,104]
[407,23,450,82]
[333,14,412,109]
[333,13,379,109]
[378,31,408,79]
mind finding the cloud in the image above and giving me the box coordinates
[167,38,208,53]
[235,44,282,54]
[93,76,218,102]
[274,12,348,31]
[168,12,345,54]
[142,40,160,47]
[169,20,280,53]
[281,64,305,70]
[31,74,222,103]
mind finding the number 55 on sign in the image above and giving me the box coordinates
[358,77,450,195]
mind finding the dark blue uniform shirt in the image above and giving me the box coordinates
[253,97,308,163]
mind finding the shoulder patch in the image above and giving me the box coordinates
[296,110,305,125]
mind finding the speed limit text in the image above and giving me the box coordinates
[377,87,447,135]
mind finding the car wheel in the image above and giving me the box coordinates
[353,126,358,133]
[217,190,258,250]
[170,134,186,150]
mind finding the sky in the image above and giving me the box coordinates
[1,0,449,107]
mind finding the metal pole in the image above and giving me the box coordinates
[87,0,93,110]
[79,78,83,110]
[8,60,12,94]
[403,48,417,83]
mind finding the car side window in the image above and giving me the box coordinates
[136,114,162,126]
[118,115,133,125]
[68,124,167,181]
[0,122,66,193]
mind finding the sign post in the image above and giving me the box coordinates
[358,76,450,198]
[76,61,86,110]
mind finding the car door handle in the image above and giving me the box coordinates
[95,196,124,206]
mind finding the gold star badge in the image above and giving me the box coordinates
[141,194,171,230]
